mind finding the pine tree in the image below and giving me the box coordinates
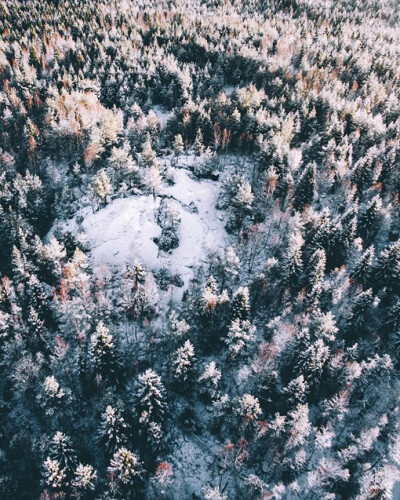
[225,318,256,358]
[108,143,139,187]
[108,447,141,496]
[193,128,205,155]
[27,305,47,350]
[351,245,374,287]
[306,249,326,302]
[43,375,65,401]
[231,286,250,321]
[284,375,308,407]
[48,432,77,482]
[235,394,262,425]
[339,205,358,255]
[90,169,112,210]
[293,162,316,211]
[144,164,162,198]
[347,289,374,333]
[136,369,165,427]
[42,457,67,492]
[219,174,253,231]
[98,405,128,455]
[351,147,379,195]
[173,340,196,381]
[374,241,400,292]
[358,195,383,243]
[296,338,330,388]
[285,404,312,451]
[281,231,304,289]
[72,464,97,493]
[141,133,158,168]
[168,311,191,339]
[173,134,184,157]
[220,246,240,287]
[89,321,118,380]
[198,361,221,400]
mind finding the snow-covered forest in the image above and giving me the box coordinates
[1,0,400,498]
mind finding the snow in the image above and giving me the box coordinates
[53,164,228,301]
[169,436,217,498]
[161,168,227,293]
[60,195,162,269]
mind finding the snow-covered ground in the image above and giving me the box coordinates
[53,164,228,301]
[168,436,217,498]
[160,168,227,292]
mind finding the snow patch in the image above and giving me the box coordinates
[161,168,227,293]
[54,166,228,299]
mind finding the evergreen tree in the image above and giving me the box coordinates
[193,128,205,156]
[173,134,184,157]
[225,318,256,358]
[89,321,119,381]
[98,405,128,455]
[358,195,383,243]
[172,340,196,381]
[293,162,316,211]
[72,464,97,494]
[89,169,112,210]
[281,231,304,289]
[136,369,165,427]
[108,447,142,497]
[231,286,250,321]
[374,241,400,292]
[198,361,221,400]
[306,249,326,302]
[351,245,374,287]
[45,431,77,490]
[141,133,158,169]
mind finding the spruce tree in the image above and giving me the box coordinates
[89,321,118,381]
[173,134,184,157]
[193,128,205,156]
[293,162,316,211]
[351,245,374,287]
[136,369,165,427]
[172,340,196,381]
[231,286,250,321]
[98,405,128,455]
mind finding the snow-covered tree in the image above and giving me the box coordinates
[108,447,141,495]
[136,369,165,426]
[72,464,97,492]
[89,321,118,380]
[89,169,112,210]
[231,286,250,321]
[225,318,256,358]
[98,405,128,454]
[193,128,205,155]
[199,361,222,400]
[173,134,184,157]
[173,340,196,381]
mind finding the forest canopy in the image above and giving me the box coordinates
[0,0,400,498]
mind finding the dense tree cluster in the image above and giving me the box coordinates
[0,0,400,498]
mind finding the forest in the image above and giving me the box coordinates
[0,0,400,498]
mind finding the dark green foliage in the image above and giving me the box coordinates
[0,0,400,498]
[293,162,316,211]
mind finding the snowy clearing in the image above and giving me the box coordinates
[54,165,228,298]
